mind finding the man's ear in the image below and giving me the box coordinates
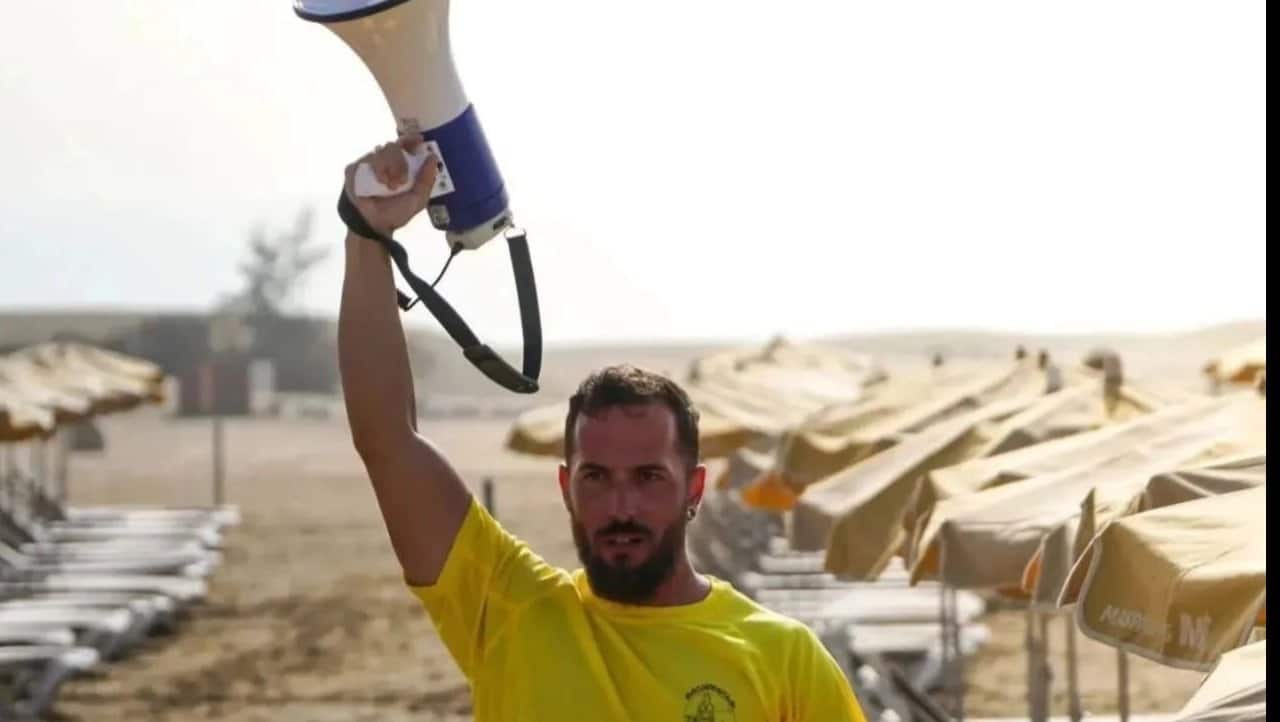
[687,463,707,508]
[558,463,572,511]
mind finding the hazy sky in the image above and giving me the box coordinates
[0,1,1266,345]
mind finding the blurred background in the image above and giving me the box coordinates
[0,1,1265,721]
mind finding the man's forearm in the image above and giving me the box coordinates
[338,231,416,456]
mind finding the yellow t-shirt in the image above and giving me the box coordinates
[410,498,869,722]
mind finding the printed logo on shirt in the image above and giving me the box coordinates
[683,683,736,722]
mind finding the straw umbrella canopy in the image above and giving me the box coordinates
[1171,639,1265,722]
[0,356,97,422]
[1057,485,1266,672]
[0,383,57,442]
[4,343,160,414]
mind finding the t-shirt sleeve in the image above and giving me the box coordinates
[407,496,563,680]
[786,625,870,722]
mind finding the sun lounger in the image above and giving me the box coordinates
[2,591,178,634]
[0,540,219,578]
[0,643,100,720]
[0,607,141,660]
[59,504,240,527]
[757,588,986,626]
[0,573,207,605]
[0,626,75,647]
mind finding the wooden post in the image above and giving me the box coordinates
[213,414,225,507]
[200,361,226,507]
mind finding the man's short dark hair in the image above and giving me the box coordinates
[564,365,701,471]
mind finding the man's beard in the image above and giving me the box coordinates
[571,514,686,604]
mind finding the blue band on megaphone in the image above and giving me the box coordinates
[425,104,511,235]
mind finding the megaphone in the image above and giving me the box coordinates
[295,0,542,394]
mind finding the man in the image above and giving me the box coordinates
[338,129,868,721]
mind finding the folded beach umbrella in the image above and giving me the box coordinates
[791,394,1040,579]
[906,394,1236,545]
[1058,485,1265,671]
[906,399,1261,595]
[1023,452,1266,610]
[1172,639,1265,722]
[1204,337,1266,388]
[506,338,882,461]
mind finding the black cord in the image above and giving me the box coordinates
[432,243,463,287]
[404,243,462,310]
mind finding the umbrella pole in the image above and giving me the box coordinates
[950,586,966,721]
[1065,612,1082,722]
[0,445,10,514]
[1116,648,1130,722]
[53,426,69,506]
[32,439,47,492]
[1040,612,1053,721]
[1027,606,1049,722]
[940,582,954,716]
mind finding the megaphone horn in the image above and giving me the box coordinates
[295,0,542,394]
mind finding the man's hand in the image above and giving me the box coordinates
[344,123,441,237]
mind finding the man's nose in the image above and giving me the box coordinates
[607,484,640,519]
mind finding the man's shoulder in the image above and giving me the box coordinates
[711,578,819,643]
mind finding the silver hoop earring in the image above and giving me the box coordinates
[686,506,697,520]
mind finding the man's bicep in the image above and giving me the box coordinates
[363,432,473,586]
[408,493,557,679]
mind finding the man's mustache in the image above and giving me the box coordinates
[594,520,653,539]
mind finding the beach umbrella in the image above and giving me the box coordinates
[505,338,882,461]
[1203,337,1266,388]
[1172,639,1265,722]
[4,343,158,414]
[791,394,1040,579]
[1023,452,1266,611]
[0,357,96,421]
[909,394,1265,594]
[0,384,56,442]
[905,394,1235,549]
[737,355,1060,511]
[1058,485,1266,671]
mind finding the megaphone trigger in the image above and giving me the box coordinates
[353,142,454,200]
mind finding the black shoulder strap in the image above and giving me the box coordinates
[337,189,542,394]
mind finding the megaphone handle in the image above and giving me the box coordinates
[336,189,542,394]
[352,147,429,198]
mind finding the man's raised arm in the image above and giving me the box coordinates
[337,130,472,586]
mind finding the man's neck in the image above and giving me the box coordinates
[634,555,713,607]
